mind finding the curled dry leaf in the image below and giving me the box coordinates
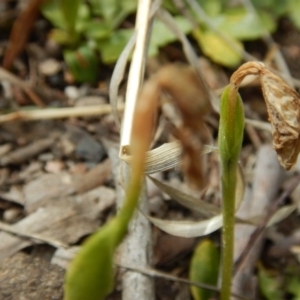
[260,68,300,170]
[231,61,300,170]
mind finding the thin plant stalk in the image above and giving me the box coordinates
[220,162,237,300]
[218,85,244,300]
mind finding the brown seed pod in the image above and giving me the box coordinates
[259,68,300,170]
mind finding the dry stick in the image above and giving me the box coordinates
[232,145,283,299]
[0,137,55,166]
[0,103,125,123]
[234,173,300,276]
[117,264,253,300]
[116,0,155,299]
[109,0,162,128]
[0,67,44,107]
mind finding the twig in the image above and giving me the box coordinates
[116,0,156,299]
[0,67,45,107]
[232,145,283,298]
[120,0,158,152]
[234,174,300,275]
[0,137,55,166]
[117,263,253,300]
[0,103,124,123]
[109,0,162,128]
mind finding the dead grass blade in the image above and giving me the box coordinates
[149,176,220,218]
[108,0,162,129]
[147,214,223,238]
[146,165,245,237]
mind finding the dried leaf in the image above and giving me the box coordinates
[0,186,115,262]
[266,204,297,227]
[146,214,223,238]
[231,62,300,170]
[122,141,182,174]
[260,68,300,170]
[149,176,220,218]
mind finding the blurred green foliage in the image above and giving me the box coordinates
[258,263,300,300]
[41,0,300,81]
[189,239,220,300]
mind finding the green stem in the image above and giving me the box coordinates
[115,168,144,239]
[220,160,237,300]
[218,84,244,300]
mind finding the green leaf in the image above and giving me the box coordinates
[212,8,276,40]
[258,263,283,300]
[287,275,300,299]
[149,17,193,57]
[85,21,112,40]
[218,85,245,163]
[41,0,67,30]
[60,0,80,33]
[64,217,125,300]
[193,28,243,67]
[74,4,92,34]
[251,0,288,16]
[189,239,220,300]
[288,0,300,30]
[48,28,73,45]
[64,46,99,82]
[89,0,136,29]
[41,0,90,41]
[97,29,134,64]
[196,0,222,17]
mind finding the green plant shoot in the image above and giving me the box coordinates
[63,175,143,300]
[64,80,157,299]
[218,84,244,300]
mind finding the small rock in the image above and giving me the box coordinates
[66,124,106,162]
[0,143,12,158]
[45,160,65,173]
[65,86,80,100]
[3,207,23,223]
[76,136,106,162]
[38,152,54,162]
[69,163,88,174]
[39,58,61,76]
